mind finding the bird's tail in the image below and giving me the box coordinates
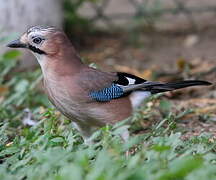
[146,80,212,94]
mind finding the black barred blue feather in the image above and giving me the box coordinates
[90,84,124,101]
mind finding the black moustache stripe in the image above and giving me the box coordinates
[28,45,46,55]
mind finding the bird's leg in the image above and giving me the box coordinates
[72,122,95,145]
[119,128,130,157]
[119,128,130,142]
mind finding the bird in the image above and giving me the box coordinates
[7,26,212,143]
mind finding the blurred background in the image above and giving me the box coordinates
[1,0,216,70]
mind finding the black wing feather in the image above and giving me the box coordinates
[114,72,211,94]
[115,72,146,86]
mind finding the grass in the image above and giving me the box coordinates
[0,50,216,180]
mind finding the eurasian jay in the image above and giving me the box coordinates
[7,26,211,142]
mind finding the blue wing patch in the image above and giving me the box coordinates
[90,84,124,102]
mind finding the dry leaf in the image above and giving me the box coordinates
[184,34,199,48]
[0,86,9,94]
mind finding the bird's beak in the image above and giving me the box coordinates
[6,39,27,48]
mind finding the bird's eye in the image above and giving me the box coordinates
[32,37,43,44]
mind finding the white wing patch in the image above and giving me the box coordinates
[126,77,136,85]
[129,91,151,109]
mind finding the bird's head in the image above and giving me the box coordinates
[7,25,83,75]
[7,26,71,65]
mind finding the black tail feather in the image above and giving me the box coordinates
[148,80,212,94]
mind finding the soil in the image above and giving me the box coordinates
[80,28,216,71]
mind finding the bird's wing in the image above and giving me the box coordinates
[82,70,154,102]
[79,68,211,102]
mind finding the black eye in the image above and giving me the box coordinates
[32,37,43,44]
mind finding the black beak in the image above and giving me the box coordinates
[6,39,27,48]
